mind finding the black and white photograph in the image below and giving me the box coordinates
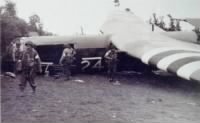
[1,0,200,122]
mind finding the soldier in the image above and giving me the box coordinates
[193,27,199,43]
[14,40,23,74]
[59,44,76,80]
[175,20,181,31]
[153,13,159,26]
[104,44,118,82]
[5,41,16,73]
[158,16,166,30]
[19,41,42,94]
[198,29,200,43]
[194,27,200,43]
[169,18,176,31]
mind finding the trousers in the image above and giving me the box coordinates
[19,66,36,92]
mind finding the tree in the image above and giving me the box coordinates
[37,23,44,35]
[0,6,5,14]
[29,14,40,32]
[0,0,28,56]
[28,14,52,36]
[4,0,16,16]
[1,0,53,56]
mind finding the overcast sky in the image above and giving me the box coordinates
[1,0,200,35]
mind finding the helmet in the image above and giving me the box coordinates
[109,43,116,49]
[16,40,21,45]
[64,44,70,48]
[25,41,34,47]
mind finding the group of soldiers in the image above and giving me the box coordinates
[60,43,119,82]
[150,13,183,32]
[5,40,119,94]
[8,40,42,94]
[150,13,200,43]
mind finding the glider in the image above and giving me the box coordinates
[18,10,200,83]
[101,10,200,82]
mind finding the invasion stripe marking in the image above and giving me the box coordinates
[167,57,200,73]
[190,69,200,82]
[141,47,200,64]
[157,53,200,71]
[142,48,181,64]
[177,61,200,80]
[148,50,187,65]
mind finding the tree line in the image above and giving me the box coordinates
[0,0,53,56]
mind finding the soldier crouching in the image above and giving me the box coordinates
[19,41,42,94]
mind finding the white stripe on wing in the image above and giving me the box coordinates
[177,61,200,80]
[141,47,199,64]
[157,53,200,71]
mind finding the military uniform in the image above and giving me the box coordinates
[4,42,16,73]
[19,41,41,93]
[194,27,200,43]
[14,42,23,73]
[198,33,200,43]
[104,49,118,82]
[196,28,200,43]
[169,19,176,31]
[60,46,76,80]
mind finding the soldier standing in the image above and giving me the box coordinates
[59,44,76,80]
[14,40,23,74]
[194,27,200,43]
[104,44,118,82]
[19,41,42,94]
[198,29,200,43]
[5,41,16,73]
[176,20,181,31]
[169,18,176,31]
